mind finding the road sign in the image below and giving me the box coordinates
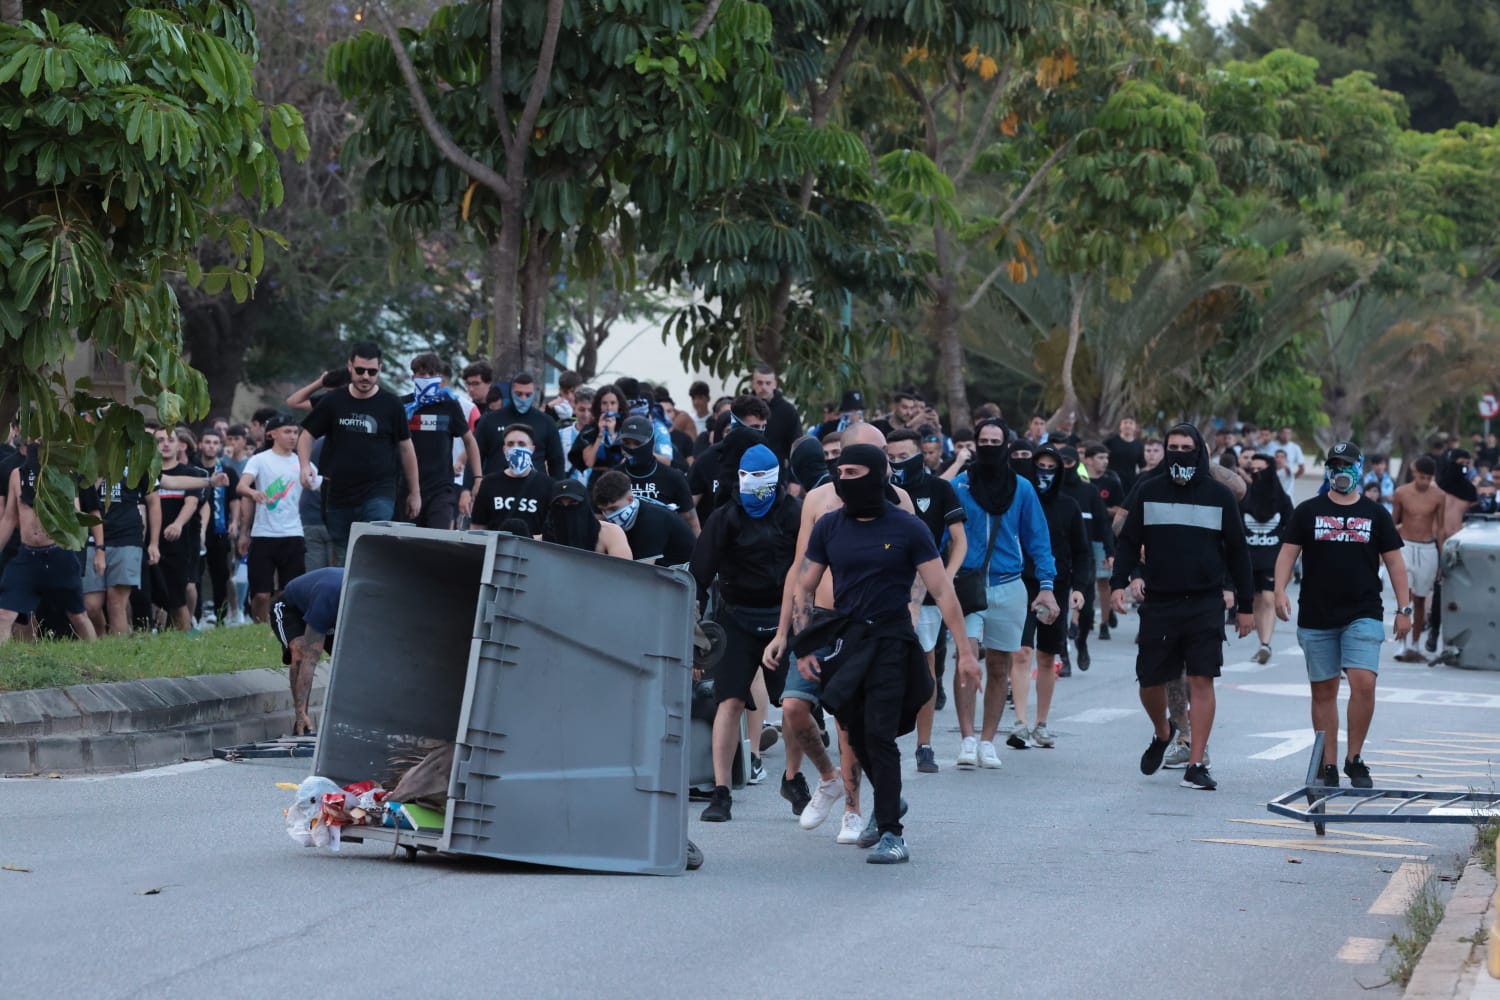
[1479,392,1498,419]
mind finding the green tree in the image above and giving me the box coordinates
[1230,0,1500,131]
[0,1,306,544]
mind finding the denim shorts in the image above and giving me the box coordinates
[1298,618,1384,681]
[963,578,1028,652]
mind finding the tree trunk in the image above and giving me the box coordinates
[1052,274,1088,432]
[518,228,553,375]
[488,201,525,377]
[181,296,267,421]
[1,1,22,24]
[930,223,969,428]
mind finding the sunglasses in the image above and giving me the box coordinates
[352,365,379,376]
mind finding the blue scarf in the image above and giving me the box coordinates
[404,377,446,420]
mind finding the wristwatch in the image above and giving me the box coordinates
[1396,605,1413,617]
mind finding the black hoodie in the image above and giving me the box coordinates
[1109,423,1254,612]
[1032,445,1091,594]
[1059,453,1116,559]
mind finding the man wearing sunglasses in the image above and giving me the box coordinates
[298,342,420,563]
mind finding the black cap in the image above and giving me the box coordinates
[263,413,294,432]
[552,480,588,505]
[839,390,865,413]
[620,415,654,443]
[1327,441,1362,465]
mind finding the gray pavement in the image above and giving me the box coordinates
[5,594,1498,999]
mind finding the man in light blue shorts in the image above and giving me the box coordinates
[951,419,1059,770]
[1274,442,1411,789]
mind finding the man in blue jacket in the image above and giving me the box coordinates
[951,419,1059,770]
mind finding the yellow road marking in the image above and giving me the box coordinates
[1336,937,1386,963]
[1367,862,1433,915]
[1224,818,1429,845]
[1199,838,1430,860]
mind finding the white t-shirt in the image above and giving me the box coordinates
[452,390,477,485]
[241,450,304,537]
[1277,439,1305,474]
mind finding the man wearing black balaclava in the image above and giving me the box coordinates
[788,435,831,498]
[1057,444,1114,670]
[787,443,980,864]
[1110,422,1254,792]
[542,480,631,557]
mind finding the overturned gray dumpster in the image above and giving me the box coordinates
[1439,516,1500,671]
[311,523,694,875]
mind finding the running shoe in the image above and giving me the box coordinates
[759,724,780,753]
[1108,611,1119,628]
[1140,722,1179,775]
[956,736,978,768]
[1030,724,1056,748]
[1098,624,1111,641]
[1076,635,1091,671]
[935,685,946,711]
[1319,763,1339,788]
[836,812,866,845]
[1253,644,1272,664]
[1180,763,1217,790]
[1005,723,1029,750]
[686,840,704,870]
[747,755,766,785]
[1394,648,1427,663]
[780,771,811,815]
[1343,755,1373,789]
[856,799,910,848]
[1424,630,1438,654]
[978,740,1003,768]
[916,744,939,773]
[799,776,843,830]
[866,833,910,865]
[1162,742,1191,769]
[700,785,732,822]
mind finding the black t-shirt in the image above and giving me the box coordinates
[626,500,696,566]
[301,388,411,505]
[1104,436,1144,492]
[688,443,724,524]
[806,508,940,620]
[202,460,240,539]
[471,471,555,536]
[904,473,965,604]
[156,462,208,536]
[1091,470,1125,510]
[628,462,694,515]
[568,426,625,477]
[1242,490,1295,575]
[400,394,468,496]
[93,473,153,548]
[1286,494,1403,630]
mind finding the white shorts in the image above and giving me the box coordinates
[1403,541,1438,599]
[916,604,943,653]
[963,578,1028,652]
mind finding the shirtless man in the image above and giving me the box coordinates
[0,445,102,645]
[762,422,916,845]
[1390,456,1445,662]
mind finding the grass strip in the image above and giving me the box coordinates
[0,626,279,693]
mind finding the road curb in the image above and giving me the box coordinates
[1405,858,1496,1000]
[0,665,327,775]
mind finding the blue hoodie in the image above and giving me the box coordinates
[954,473,1056,591]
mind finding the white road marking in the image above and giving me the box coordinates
[68,760,228,783]
[1335,937,1385,963]
[1227,683,1500,709]
[1222,659,1275,674]
[1367,862,1432,915]
[1249,729,1347,761]
[1055,708,1137,724]
[1277,646,1304,657]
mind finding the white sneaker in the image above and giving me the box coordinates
[978,740,1003,769]
[836,811,865,844]
[956,736,978,768]
[799,776,843,831]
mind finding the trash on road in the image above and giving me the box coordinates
[3,864,31,873]
[284,775,438,852]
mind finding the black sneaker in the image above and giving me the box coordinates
[700,785,732,822]
[935,685,946,711]
[1099,624,1111,641]
[1319,764,1339,788]
[856,798,909,848]
[686,840,704,870]
[1181,763,1217,790]
[1344,755,1373,789]
[1140,722,1179,775]
[780,772,811,815]
[916,744,939,773]
[1067,621,1079,641]
[759,724,780,753]
[1076,635,1090,671]
[1108,611,1119,628]
[1058,651,1072,678]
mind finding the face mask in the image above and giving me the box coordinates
[603,497,640,531]
[1009,455,1034,479]
[1036,469,1056,493]
[738,467,779,518]
[512,393,533,415]
[789,441,830,491]
[504,446,534,475]
[1167,450,1199,486]
[974,444,1006,470]
[412,376,445,407]
[623,439,655,474]
[1327,461,1361,495]
[890,454,925,486]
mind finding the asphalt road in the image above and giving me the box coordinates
[5,588,1498,1000]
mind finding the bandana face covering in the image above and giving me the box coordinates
[603,497,640,530]
[1168,450,1199,486]
[512,393,533,415]
[890,454,925,486]
[505,446,534,475]
[404,376,446,419]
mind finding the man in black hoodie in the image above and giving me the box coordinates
[1058,445,1113,669]
[1111,423,1254,791]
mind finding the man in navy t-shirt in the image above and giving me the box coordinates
[271,566,343,735]
[792,444,979,865]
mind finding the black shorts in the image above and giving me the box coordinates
[155,537,195,611]
[710,603,785,710]
[248,536,306,596]
[1019,578,1065,654]
[1134,593,1225,686]
[271,599,334,665]
[0,545,86,616]
[416,484,457,530]
[1253,569,1274,593]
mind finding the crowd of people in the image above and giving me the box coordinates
[3,343,1497,864]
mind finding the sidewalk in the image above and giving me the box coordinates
[0,664,327,775]
[1405,858,1497,1000]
